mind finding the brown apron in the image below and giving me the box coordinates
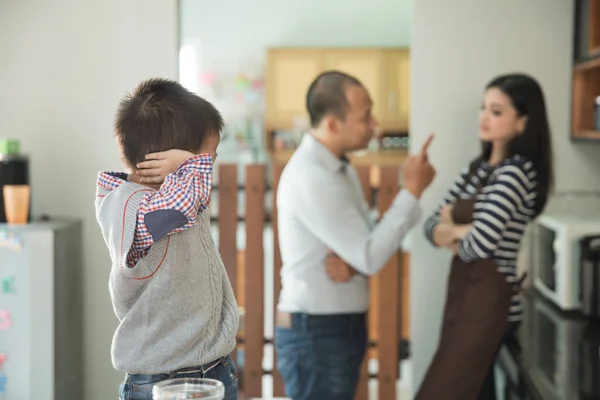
[415,196,515,400]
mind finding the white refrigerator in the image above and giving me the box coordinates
[0,219,82,400]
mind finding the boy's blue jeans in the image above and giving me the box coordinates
[275,313,367,400]
[119,355,238,400]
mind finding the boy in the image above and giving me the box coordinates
[95,78,239,400]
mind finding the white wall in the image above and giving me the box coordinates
[409,0,600,394]
[0,1,178,398]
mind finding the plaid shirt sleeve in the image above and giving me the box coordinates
[97,171,129,192]
[127,154,213,267]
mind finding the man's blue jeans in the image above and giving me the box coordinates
[275,313,367,400]
[119,355,238,400]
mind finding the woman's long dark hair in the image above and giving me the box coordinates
[476,73,554,217]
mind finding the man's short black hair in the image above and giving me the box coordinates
[306,71,363,128]
[115,78,223,169]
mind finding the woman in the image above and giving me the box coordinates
[415,74,554,400]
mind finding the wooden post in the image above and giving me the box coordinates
[376,166,401,400]
[218,165,238,365]
[354,165,372,400]
[244,165,266,397]
[271,163,286,397]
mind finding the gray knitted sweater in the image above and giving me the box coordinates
[95,163,238,374]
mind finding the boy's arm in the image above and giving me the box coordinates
[128,153,213,265]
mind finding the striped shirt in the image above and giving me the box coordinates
[424,154,538,321]
[97,154,213,267]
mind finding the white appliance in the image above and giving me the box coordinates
[533,213,600,310]
[527,293,587,400]
[0,219,82,400]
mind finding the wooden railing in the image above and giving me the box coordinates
[215,163,408,400]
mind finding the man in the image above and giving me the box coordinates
[274,71,436,400]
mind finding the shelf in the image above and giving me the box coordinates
[572,130,600,140]
[574,56,600,72]
[572,57,600,139]
[589,0,600,56]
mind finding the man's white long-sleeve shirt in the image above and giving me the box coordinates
[276,134,422,314]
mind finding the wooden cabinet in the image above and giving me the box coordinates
[265,47,410,147]
[572,0,600,140]
[383,50,411,132]
[588,0,600,57]
[265,49,324,133]
[323,49,387,124]
[572,58,600,140]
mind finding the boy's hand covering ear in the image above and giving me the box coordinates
[136,150,196,186]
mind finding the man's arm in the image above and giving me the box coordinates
[295,168,422,276]
[127,154,213,265]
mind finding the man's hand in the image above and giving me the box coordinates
[136,150,195,186]
[326,252,358,283]
[403,133,436,199]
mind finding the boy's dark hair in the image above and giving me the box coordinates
[115,78,223,169]
[306,71,363,128]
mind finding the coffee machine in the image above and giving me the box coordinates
[0,154,30,223]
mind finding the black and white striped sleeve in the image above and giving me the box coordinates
[423,166,469,245]
[457,163,535,262]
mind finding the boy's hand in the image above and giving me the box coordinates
[326,251,358,283]
[136,150,195,186]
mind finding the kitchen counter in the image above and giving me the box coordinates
[268,148,409,166]
[269,148,409,188]
[497,289,600,400]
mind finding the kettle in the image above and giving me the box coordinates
[580,235,600,319]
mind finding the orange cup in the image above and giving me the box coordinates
[3,185,30,225]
